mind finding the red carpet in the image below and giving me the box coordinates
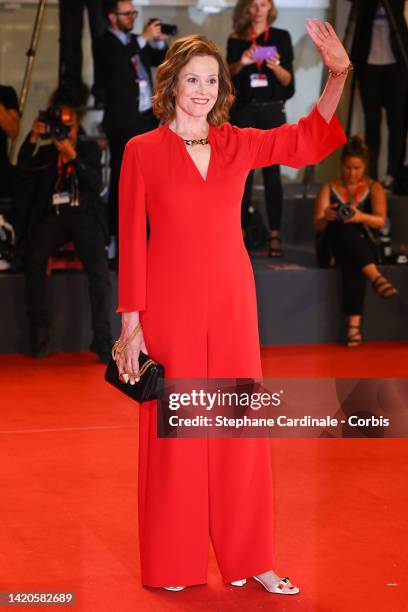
[0,343,407,611]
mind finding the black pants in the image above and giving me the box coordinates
[107,111,158,236]
[25,211,112,348]
[58,0,105,101]
[357,64,408,179]
[0,161,15,198]
[327,222,377,316]
[231,101,286,231]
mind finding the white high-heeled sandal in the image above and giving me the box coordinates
[163,586,185,591]
[231,575,300,594]
[254,574,300,595]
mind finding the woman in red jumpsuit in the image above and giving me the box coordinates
[114,19,350,595]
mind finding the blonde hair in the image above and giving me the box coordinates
[233,0,277,38]
[152,34,235,126]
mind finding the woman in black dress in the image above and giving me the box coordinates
[227,0,294,256]
[314,136,398,347]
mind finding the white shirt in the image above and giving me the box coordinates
[367,3,396,65]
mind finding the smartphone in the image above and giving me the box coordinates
[252,46,278,62]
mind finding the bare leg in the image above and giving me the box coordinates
[362,264,398,297]
[346,314,362,348]
[268,229,283,257]
[362,262,381,282]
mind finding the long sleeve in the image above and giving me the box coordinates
[241,105,346,169]
[72,142,102,195]
[17,134,48,169]
[144,41,168,67]
[116,142,147,313]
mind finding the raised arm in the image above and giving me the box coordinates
[305,19,352,123]
[241,105,346,169]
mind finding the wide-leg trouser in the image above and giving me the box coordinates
[137,284,275,587]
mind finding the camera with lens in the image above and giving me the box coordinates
[335,203,356,222]
[148,18,178,36]
[38,106,75,141]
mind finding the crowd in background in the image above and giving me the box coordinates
[0,0,407,356]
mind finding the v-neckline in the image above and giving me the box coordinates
[330,183,370,205]
[164,123,213,184]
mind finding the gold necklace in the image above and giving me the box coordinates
[183,137,209,146]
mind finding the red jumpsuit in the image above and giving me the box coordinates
[117,106,346,587]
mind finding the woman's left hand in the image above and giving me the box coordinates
[306,19,350,74]
[266,51,281,71]
[344,207,365,224]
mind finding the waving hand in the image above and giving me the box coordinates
[306,19,350,74]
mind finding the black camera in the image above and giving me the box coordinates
[149,18,178,36]
[38,106,75,141]
[335,203,356,222]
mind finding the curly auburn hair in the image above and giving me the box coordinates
[233,0,277,38]
[152,34,235,126]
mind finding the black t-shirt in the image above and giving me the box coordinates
[0,84,18,168]
[227,27,295,109]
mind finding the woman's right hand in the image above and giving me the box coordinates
[115,326,148,384]
[30,119,46,144]
[323,205,338,222]
[240,45,257,66]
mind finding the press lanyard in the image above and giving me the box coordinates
[55,155,79,210]
[56,155,73,192]
[130,55,139,77]
[251,27,269,73]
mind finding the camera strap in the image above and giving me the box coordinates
[130,54,139,77]
[56,156,73,191]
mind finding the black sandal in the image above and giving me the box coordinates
[372,275,398,299]
[268,235,283,258]
[345,324,362,348]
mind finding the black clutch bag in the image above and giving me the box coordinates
[104,352,165,403]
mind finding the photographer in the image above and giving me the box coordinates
[348,0,408,188]
[0,83,20,198]
[15,107,112,361]
[314,136,397,348]
[94,1,169,241]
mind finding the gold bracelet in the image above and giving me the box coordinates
[328,62,353,78]
[122,358,155,379]
[112,323,141,360]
